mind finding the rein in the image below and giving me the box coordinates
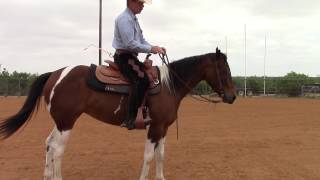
[158,53,224,141]
[158,53,223,104]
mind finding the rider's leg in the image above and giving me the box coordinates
[125,59,150,129]
[114,53,149,129]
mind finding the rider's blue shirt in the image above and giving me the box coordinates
[112,8,152,53]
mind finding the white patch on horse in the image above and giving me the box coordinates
[139,139,156,180]
[47,66,76,112]
[114,96,124,115]
[44,126,71,180]
[159,65,172,94]
[155,138,166,180]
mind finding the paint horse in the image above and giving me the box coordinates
[0,48,236,180]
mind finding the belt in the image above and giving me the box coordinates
[115,49,138,56]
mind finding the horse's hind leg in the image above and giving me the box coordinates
[44,126,71,180]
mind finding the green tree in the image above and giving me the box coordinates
[0,70,38,96]
[277,72,309,96]
[247,76,262,94]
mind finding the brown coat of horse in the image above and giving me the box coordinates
[0,48,236,180]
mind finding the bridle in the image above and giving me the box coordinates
[213,54,225,97]
[158,52,225,140]
[158,53,225,103]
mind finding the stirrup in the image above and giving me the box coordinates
[120,121,136,130]
[120,122,127,127]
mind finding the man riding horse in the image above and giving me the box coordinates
[112,0,166,130]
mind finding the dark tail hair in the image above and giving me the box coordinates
[0,72,52,139]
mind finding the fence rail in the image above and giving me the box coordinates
[1,76,320,97]
[0,78,33,96]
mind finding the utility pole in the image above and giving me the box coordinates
[99,0,102,65]
[244,24,247,97]
[264,36,267,96]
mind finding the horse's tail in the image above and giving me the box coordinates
[0,72,52,139]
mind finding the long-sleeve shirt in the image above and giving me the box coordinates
[112,8,152,53]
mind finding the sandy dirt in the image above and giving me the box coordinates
[0,96,320,180]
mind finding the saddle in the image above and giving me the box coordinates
[87,59,161,95]
[87,58,161,129]
[96,59,159,86]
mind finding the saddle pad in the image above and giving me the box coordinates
[87,64,161,95]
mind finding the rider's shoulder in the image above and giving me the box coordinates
[115,17,130,26]
[116,12,134,24]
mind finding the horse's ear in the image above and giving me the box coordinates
[215,47,221,58]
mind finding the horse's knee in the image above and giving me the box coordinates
[155,138,165,161]
[155,152,164,162]
[144,148,155,162]
[143,139,156,161]
[147,126,166,144]
[145,152,154,163]
[52,145,65,159]
[46,128,70,159]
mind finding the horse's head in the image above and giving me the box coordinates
[203,48,236,104]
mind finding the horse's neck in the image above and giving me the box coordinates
[175,70,204,101]
[169,57,206,101]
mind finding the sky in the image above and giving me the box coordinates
[0,0,320,76]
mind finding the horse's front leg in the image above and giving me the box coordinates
[155,137,166,180]
[139,137,166,180]
[139,125,166,180]
[139,138,156,180]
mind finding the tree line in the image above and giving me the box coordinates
[0,70,319,97]
[191,72,320,97]
[0,69,38,96]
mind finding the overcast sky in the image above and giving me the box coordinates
[0,0,319,76]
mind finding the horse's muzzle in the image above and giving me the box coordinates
[223,93,236,104]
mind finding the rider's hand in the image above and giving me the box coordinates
[151,46,166,54]
[161,47,166,54]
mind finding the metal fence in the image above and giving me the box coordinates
[1,76,320,97]
[0,78,32,96]
[301,84,320,97]
[233,77,320,97]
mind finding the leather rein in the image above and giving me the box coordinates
[157,53,225,140]
[158,53,224,104]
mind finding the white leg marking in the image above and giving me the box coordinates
[44,126,71,180]
[139,139,156,180]
[47,66,76,112]
[155,138,166,180]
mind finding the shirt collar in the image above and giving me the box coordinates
[125,8,137,21]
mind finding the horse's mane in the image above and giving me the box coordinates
[161,53,213,93]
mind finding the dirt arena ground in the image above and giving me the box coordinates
[0,96,320,180]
